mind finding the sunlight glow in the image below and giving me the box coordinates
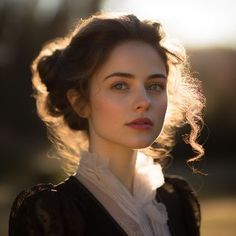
[102,0,236,49]
[35,0,63,23]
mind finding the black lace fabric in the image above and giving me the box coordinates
[9,176,200,236]
[9,183,86,236]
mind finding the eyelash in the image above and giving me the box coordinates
[147,83,164,91]
[111,82,165,91]
[111,82,128,90]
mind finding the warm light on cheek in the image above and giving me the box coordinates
[89,93,121,120]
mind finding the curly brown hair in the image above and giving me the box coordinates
[31,13,205,175]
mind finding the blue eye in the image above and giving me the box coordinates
[147,83,163,91]
[111,82,128,90]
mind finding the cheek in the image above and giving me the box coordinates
[90,95,123,123]
[154,94,168,116]
[162,100,168,115]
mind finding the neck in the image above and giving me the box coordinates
[108,148,137,194]
[89,143,137,194]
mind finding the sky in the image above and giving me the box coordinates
[101,0,236,49]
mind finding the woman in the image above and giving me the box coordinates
[9,13,205,236]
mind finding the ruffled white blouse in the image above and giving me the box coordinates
[75,150,171,236]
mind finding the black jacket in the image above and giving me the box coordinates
[9,175,200,236]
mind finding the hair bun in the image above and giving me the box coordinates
[37,49,62,92]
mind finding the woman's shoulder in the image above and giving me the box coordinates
[10,178,70,218]
[156,175,201,236]
[162,174,201,214]
[11,182,55,209]
[162,175,199,197]
[9,177,85,236]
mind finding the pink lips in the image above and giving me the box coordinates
[126,118,153,130]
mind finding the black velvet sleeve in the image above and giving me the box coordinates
[9,183,85,236]
[156,175,201,236]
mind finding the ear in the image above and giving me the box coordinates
[66,89,90,118]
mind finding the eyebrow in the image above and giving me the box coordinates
[103,72,167,81]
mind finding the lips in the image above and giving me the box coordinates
[126,118,153,130]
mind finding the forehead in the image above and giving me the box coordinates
[93,40,167,78]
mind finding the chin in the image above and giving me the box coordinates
[128,140,154,149]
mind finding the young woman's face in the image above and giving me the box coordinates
[87,40,167,150]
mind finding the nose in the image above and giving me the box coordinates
[133,87,151,112]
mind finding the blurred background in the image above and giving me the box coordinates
[0,0,235,235]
